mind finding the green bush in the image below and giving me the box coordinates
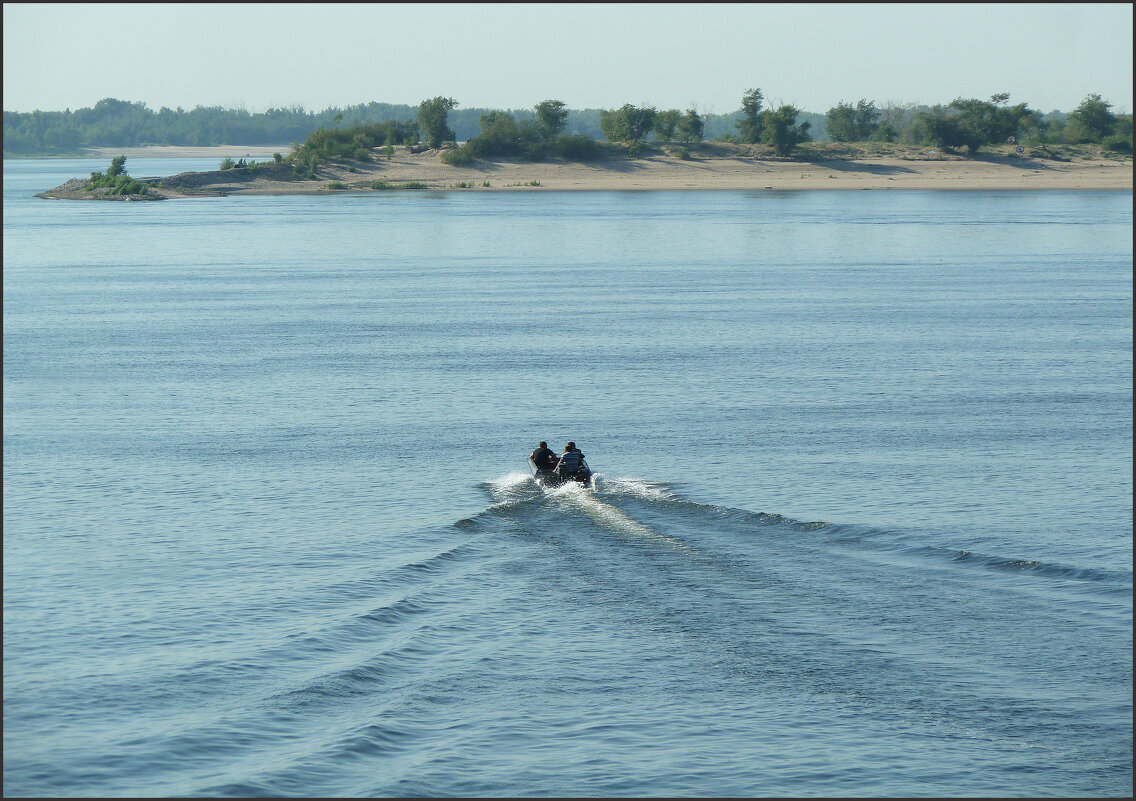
[521,141,547,161]
[1103,135,1132,154]
[440,146,476,166]
[290,119,418,166]
[678,146,692,160]
[370,180,428,190]
[457,110,555,162]
[273,152,283,163]
[553,134,603,160]
[87,172,146,195]
[112,175,146,195]
[326,181,348,190]
[86,156,147,194]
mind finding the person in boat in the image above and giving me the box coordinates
[554,442,590,482]
[529,441,559,478]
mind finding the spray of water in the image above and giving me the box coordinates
[542,479,699,554]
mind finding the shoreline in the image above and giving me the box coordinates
[34,144,1133,197]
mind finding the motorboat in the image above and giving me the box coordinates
[530,456,593,488]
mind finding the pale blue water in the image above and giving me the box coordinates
[3,158,1132,797]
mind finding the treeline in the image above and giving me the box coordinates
[822,93,1132,153]
[601,90,1131,154]
[4,91,1130,157]
[0,95,815,155]
[4,98,324,154]
[428,92,823,162]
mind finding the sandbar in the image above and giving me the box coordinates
[41,144,1133,197]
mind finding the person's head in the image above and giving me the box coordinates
[539,441,547,448]
[566,441,576,451]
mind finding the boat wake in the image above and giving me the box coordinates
[473,471,1132,594]
[132,470,1128,801]
[482,472,702,550]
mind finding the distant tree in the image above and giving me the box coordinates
[675,108,705,143]
[600,104,657,142]
[960,94,1037,151]
[736,88,764,143]
[599,107,626,142]
[916,94,1040,153]
[107,154,127,177]
[654,109,682,142]
[825,102,857,142]
[418,96,458,148]
[534,100,569,139]
[762,105,811,156]
[869,121,899,142]
[871,102,916,143]
[447,109,548,162]
[1033,115,1067,145]
[469,110,522,156]
[1114,113,1133,138]
[945,98,1002,153]
[1106,112,1133,152]
[625,105,656,141]
[1066,93,1117,143]
[825,99,881,142]
[915,105,969,151]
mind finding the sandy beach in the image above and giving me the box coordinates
[45,143,1133,197]
[342,149,1132,191]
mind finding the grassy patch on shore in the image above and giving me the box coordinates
[370,181,429,190]
[86,155,148,195]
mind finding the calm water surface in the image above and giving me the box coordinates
[3,158,1132,797]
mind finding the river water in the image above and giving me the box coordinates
[3,158,1132,796]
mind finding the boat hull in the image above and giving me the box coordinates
[535,469,593,489]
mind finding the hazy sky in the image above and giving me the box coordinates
[4,3,1132,114]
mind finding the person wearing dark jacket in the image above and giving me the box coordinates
[530,441,559,477]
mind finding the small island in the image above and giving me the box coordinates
[35,94,1133,199]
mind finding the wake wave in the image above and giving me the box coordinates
[471,472,1132,592]
[819,522,1132,589]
